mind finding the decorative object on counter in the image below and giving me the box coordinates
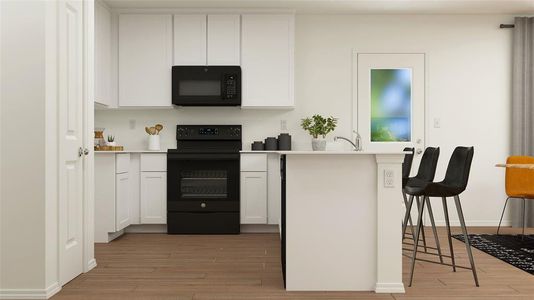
[300,115,338,151]
[94,128,105,149]
[106,135,116,147]
[278,133,292,150]
[251,141,265,151]
[264,137,278,150]
[97,145,124,151]
[145,124,163,151]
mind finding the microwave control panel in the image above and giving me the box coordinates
[223,74,238,99]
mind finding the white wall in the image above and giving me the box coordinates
[0,0,47,290]
[96,14,513,225]
[0,0,60,295]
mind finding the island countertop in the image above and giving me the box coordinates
[240,150,409,155]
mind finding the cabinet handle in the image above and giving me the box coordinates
[84,148,89,155]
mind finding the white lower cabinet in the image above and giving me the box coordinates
[240,153,281,226]
[115,172,131,231]
[240,172,268,224]
[140,171,167,224]
[95,153,167,242]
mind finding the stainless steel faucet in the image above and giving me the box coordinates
[334,131,362,151]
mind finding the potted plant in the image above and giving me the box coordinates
[106,135,116,147]
[300,115,338,151]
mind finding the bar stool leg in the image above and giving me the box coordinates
[425,196,443,263]
[441,197,456,272]
[522,198,527,241]
[416,196,428,252]
[402,193,416,240]
[497,197,511,235]
[454,195,479,287]
[409,194,426,287]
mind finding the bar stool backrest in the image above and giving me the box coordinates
[414,147,440,182]
[402,147,415,179]
[505,155,534,198]
[442,146,474,190]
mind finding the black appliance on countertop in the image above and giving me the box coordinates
[172,66,241,106]
[167,125,242,234]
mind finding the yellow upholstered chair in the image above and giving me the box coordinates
[497,156,534,236]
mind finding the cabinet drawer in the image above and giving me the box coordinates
[140,154,167,172]
[240,154,267,172]
[115,153,130,174]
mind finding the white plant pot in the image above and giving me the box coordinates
[106,141,116,147]
[311,137,327,151]
[148,135,160,151]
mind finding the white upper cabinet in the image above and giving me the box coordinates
[207,15,241,65]
[95,1,112,106]
[173,15,207,65]
[118,14,172,107]
[241,14,295,108]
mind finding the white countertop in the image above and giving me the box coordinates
[240,150,409,155]
[95,150,167,154]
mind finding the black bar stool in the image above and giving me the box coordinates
[402,147,441,258]
[404,146,479,287]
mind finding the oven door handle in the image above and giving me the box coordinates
[167,153,240,161]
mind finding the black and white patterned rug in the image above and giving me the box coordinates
[453,234,534,274]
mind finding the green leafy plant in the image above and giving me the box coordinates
[107,135,115,142]
[300,115,338,139]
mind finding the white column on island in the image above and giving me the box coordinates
[375,154,405,293]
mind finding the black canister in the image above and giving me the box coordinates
[278,133,292,150]
[264,137,278,150]
[251,141,265,151]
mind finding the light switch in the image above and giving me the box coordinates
[433,118,441,128]
[280,120,287,131]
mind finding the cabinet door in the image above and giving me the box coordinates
[118,14,172,107]
[173,14,207,65]
[240,172,267,224]
[241,14,295,108]
[207,15,240,65]
[115,172,131,231]
[95,1,111,106]
[140,172,167,224]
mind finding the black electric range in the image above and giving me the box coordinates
[167,125,241,234]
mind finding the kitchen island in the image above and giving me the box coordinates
[242,150,406,293]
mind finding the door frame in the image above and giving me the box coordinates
[82,0,96,273]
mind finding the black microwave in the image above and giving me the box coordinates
[172,66,241,106]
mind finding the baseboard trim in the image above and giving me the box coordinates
[86,258,97,272]
[0,282,61,299]
[374,282,405,293]
[431,220,512,227]
[124,224,167,233]
[240,224,279,233]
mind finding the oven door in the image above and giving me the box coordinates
[167,153,240,212]
[172,66,241,106]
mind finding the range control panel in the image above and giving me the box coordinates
[176,125,241,140]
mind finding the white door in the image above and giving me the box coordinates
[140,172,167,224]
[354,53,425,159]
[207,14,240,65]
[115,172,131,231]
[58,0,84,285]
[173,14,207,65]
[240,172,268,224]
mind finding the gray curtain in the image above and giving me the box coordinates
[511,17,534,227]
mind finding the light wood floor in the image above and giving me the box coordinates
[52,227,534,300]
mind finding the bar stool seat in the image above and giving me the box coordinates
[405,181,465,197]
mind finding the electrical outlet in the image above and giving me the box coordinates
[280,120,287,131]
[384,169,395,188]
[129,119,136,130]
[433,118,441,128]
